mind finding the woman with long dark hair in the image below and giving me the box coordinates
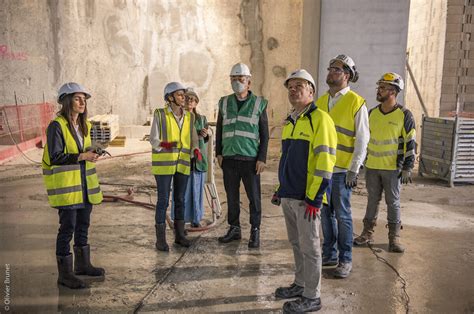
[42,82,104,289]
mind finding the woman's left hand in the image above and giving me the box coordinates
[199,128,208,137]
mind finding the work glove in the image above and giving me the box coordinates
[159,141,177,150]
[193,148,203,161]
[345,171,358,188]
[271,193,281,206]
[399,170,412,184]
[304,203,320,222]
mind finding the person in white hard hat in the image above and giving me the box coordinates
[272,69,337,312]
[216,62,269,248]
[354,72,415,253]
[149,82,200,251]
[315,54,370,279]
[42,82,105,289]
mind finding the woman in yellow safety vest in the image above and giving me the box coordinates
[150,82,200,251]
[42,82,104,289]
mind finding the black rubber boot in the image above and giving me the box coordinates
[57,255,86,289]
[218,226,241,243]
[174,220,191,247]
[248,227,260,248]
[155,223,169,251]
[74,245,105,276]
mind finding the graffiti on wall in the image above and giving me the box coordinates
[0,45,28,61]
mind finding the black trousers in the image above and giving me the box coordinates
[222,159,262,229]
[154,173,189,224]
[56,204,92,256]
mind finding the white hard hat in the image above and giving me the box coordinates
[164,82,186,101]
[330,54,359,83]
[58,82,91,102]
[230,63,252,77]
[284,69,316,91]
[377,72,404,91]
[185,87,199,102]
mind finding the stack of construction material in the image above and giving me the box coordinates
[419,116,474,186]
[89,114,119,143]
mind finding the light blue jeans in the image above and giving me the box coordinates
[321,172,353,263]
[171,170,206,225]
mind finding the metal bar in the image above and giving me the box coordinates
[406,57,429,117]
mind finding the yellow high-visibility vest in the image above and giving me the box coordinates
[316,90,366,169]
[42,116,103,207]
[366,105,416,170]
[151,106,192,175]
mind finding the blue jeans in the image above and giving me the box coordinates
[56,204,92,256]
[321,172,353,263]
[154,173,189,224]
[171,170,206,224]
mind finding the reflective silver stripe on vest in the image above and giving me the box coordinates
[88,187,101,195]
[177,159,191,167]
[181,148,191,154]
[223,131,235,139]
[222,97,228,120]
[313,169,332,180]
[85,168,97,176]
[152,161,177,166]
[367,149,403,157]
[152,148,180,154]
[405,149,415,157]
[223,118,237,125]
[42,164,80,175]
[337,144,355,153]
[47,185,82,196]
[234,130,258,139]
[237,115,259,125]
[158,109,168,142]
[369,138,400,145]
[335,126,355,137]
[253,97,262,116]
[313,145,336,155]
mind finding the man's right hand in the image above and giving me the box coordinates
[271,193,281,206]
[217,155,223,168]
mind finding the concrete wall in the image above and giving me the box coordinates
[316,0,410,109]
[0,0,303,125]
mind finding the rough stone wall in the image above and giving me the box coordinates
[406,0,447,126]
[0,0,303,125]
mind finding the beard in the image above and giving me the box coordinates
[376,93,389,103]
[326,76,343,87]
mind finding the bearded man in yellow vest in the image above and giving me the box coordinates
[354,73,415,253]
[316,55,370,278]
[42,82,104,289]
[149,82,200,251]
[216,62,269,248]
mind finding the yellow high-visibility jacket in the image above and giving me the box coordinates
[277,103,337,208]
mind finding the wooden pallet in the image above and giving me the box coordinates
[109,136,126,147]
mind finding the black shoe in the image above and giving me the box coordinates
[218,226,241,243]
[248,228,260,248]
[275,283,304,299]
[283,296,322,313]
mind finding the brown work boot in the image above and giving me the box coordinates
[354,219,377,245]
[387,223,405,253]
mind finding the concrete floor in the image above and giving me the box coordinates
[0,139,473,313]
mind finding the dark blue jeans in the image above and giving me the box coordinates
[321,172,353,263]
[155,173,189,224]
[56,204,92,256]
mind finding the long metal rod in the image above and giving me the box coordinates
[406,58,429,117]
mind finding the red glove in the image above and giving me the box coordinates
[159,141,176,150]
[193,148,202,161]
[304,203,320,222]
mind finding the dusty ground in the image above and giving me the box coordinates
[0,139,473,313]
